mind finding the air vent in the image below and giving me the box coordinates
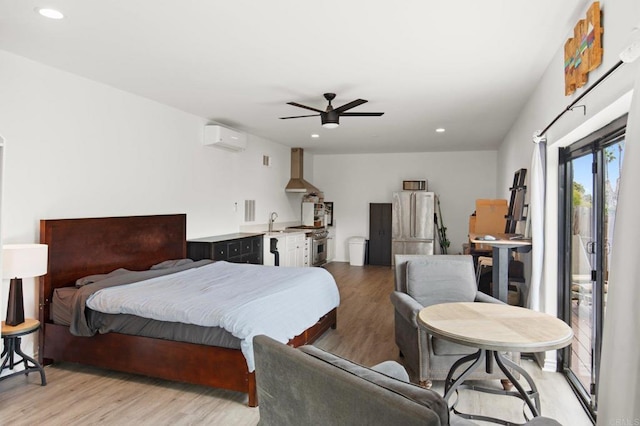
[244,200,255,222]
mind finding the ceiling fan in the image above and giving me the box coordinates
[280,93,384,129]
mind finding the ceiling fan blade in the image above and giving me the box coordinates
[287,102,324,113]
[279,114,320,119]
[340,112,385,116]
[334,99,367,114]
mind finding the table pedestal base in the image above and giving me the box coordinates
[0,335,47,386]
[443,349,539,425]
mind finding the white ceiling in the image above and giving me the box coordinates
[0,1,584,154]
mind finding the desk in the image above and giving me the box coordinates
[469,233,532,303]
[1,319,47,386]
[418,302,573,424]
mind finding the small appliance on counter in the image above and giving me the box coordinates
[302,202,315,226]
[301,194,325,227]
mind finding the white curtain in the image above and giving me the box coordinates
[597,70,640,424]
[527,136,546,311]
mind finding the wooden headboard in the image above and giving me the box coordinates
[39,214,187,324]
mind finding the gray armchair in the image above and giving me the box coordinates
[390,254,520,388]
[253,334,459,426]
[254,335,559,426]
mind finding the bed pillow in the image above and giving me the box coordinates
[75,268,131,287]
[150,258,194,270]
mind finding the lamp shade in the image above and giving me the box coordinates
[2,244,48,279]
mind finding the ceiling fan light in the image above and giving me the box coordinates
[283,93,382,128]
[321,111,339,129]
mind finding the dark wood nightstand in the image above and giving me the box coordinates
[1,318,47,386]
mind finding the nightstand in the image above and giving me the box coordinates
[1,318,47,386]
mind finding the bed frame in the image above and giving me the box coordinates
[39,214,337,407]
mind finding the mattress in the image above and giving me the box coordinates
[52,285,241,350]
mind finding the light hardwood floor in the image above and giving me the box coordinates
[0,262,591,425]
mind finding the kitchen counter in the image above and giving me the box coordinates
[263,230,306,237]
[188,232,265,243]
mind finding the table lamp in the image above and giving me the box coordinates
[2,244,48,326]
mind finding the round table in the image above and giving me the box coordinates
[1,319,47,386]
[418,302,573,424]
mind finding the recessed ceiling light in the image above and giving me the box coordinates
[435,128,446,133]
[311,134,320,138]
[36,8,64,19]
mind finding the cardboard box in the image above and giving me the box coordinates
[470,199,508,251]
[474,199,508,235]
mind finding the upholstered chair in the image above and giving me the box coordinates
[253,334,461,426]
[390,254,520,389]
[254,335,560,426]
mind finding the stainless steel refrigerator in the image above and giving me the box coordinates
[392,191,435,261]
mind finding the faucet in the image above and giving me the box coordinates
[268,212,278,232]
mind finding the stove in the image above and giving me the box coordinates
[287,226,328,266]
[286,226,328,240]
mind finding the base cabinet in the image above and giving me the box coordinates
[187,233,264,264]
[303,237,310,267]
[286,234,306,267]
[263,233,306,267]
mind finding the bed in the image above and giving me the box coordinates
[39,214,338,407]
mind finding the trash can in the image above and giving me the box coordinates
[348,237,367,266]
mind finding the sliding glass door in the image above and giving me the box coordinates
[559,115,626,417]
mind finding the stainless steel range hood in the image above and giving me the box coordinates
[285,148,321,193]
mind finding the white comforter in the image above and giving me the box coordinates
[86,261,340,371]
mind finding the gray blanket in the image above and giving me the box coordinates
[70,259,213,336]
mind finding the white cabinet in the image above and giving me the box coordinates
[263,232,306,267]
[303,237,310,267]
[285,233,306,267]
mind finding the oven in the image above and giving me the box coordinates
[312,236,327,267]
[287,226,328,267]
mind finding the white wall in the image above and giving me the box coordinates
[498,0,640,194]
[313,151,498,261]
[0,50,302,357]
[496,0,640,369]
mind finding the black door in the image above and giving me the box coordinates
[558,114,626,417]
[369,203,392,265]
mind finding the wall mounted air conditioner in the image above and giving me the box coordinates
[203,125,247,152]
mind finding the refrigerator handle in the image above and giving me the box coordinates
[411,192,416,238]
[408,192,412,237]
